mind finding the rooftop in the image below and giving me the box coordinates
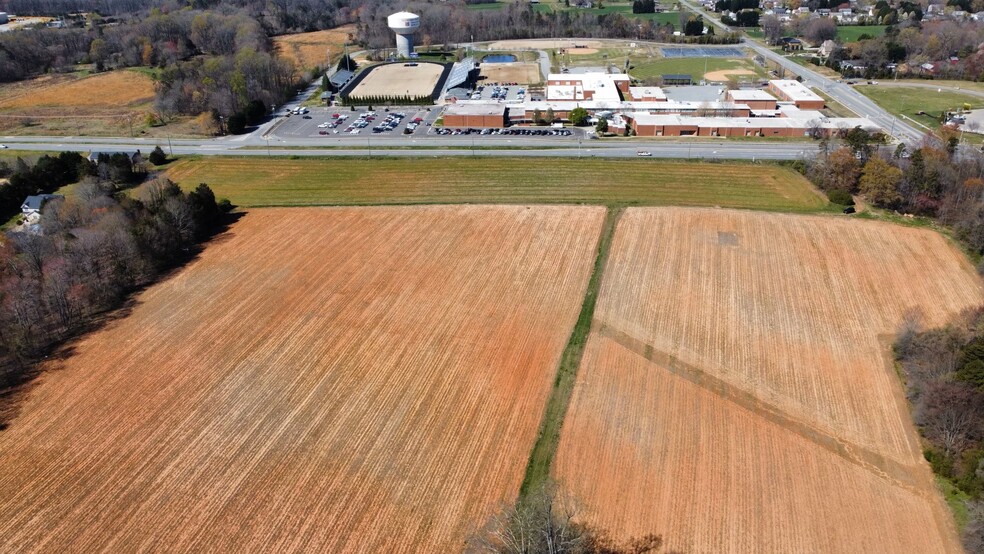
[727,89,777,101]
[444,103,507,117]
[768,79,824,102]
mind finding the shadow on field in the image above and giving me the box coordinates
[0,210,246,431]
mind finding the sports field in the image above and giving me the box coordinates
[164,157,826,211]
[347,62,444,99]
[0,205,604,552]
[555,207,982,553]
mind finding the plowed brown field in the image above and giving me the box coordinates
[0,205,605,552]
[555,207,984,553]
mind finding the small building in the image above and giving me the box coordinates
[726,89,779,110]
[767,79,825,109]
[778,37,804,51]
[327,69,355,93]
[661,74,693,86]
[20,194,63,215]
[442,103,508,128]
[819,40,838,58]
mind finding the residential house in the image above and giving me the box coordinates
[20,194,63,215]
[819,40,838,58]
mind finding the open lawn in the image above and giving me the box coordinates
[555,207,982,553]
[856,85,984,130]
[164,157,826,211]
[273,25,355,71]
[836,25,887,42]
[0,205,605,552]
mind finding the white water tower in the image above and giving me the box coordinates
[387,11,420,58]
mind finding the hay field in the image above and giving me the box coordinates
[479,62,542,84]
[0,205,605,552]
[555,207,983,553]
[0,70,155,110]
[274,25,354,70]
[347,63,444,98]
[164,157,826,212]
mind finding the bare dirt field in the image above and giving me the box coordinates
[566,48,599,55]
[555,207,983,553]
[0,205,605,552]
[273,25,355,70]
[478,62,542,84]
[347,62,445,98]
[703,68,757,81]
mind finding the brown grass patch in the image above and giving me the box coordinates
[274,25,355,70]
[556,207,981,553]
[0,205,605,552]
[0,70,155,111]
[566,48,599,55]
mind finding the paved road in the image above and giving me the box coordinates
[0,134,819,160]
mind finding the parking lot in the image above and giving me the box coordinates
[268,101,585,142]
[430,127,573,137]
[468,84,529,102]
[272,105,442,138]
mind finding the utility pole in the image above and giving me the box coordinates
[167,134,173,157]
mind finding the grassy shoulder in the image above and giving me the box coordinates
[164,156,829,212]
[519,206,621,498]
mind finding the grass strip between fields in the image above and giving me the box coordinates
[519,206,622,499]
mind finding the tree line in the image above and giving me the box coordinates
[895,309,984,551]
[806,129,984,256]
[0,153,231,425]
[805,128,984,548]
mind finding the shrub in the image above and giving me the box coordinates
[148,146,167,166]
[826,188,855,205]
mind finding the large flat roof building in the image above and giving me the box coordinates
[725,89,778,110]
[442,103,508,128]
[767,79,825,109]
[546,73,631,102]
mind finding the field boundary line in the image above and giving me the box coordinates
[595,322,935,498]
[518,206,622,499]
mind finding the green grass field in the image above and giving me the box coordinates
[856,85,984,131]
[164,156,826,211]
[836,25,887,42]
[629,55,763,81]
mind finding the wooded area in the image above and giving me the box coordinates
[0,153,229,426]
[896,308,984,550]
